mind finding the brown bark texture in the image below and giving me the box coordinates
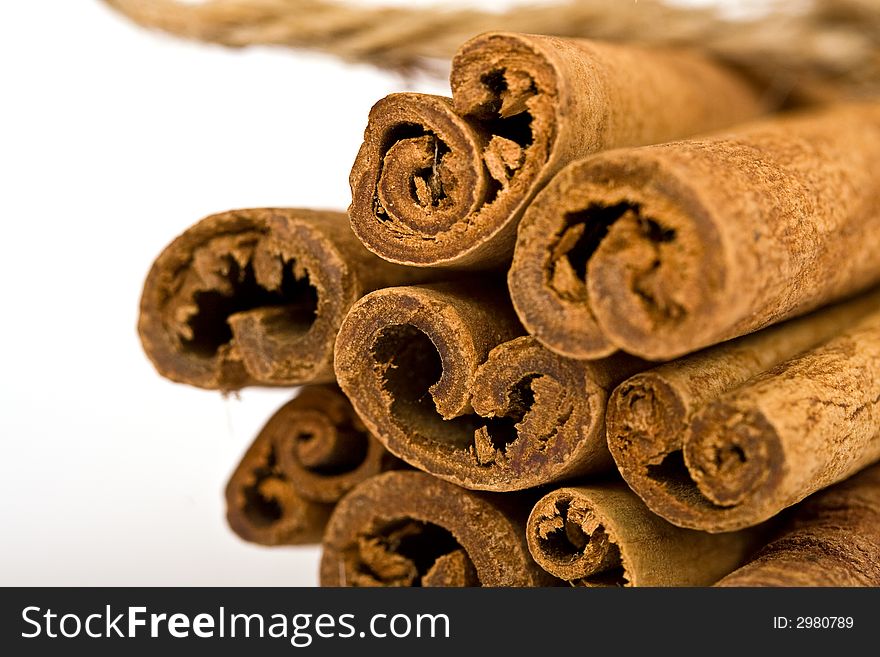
[334,282,646,491]
[527,480,760,586]
[608,295,880,532]
[606,292,880,532]
[349,32,765,269]
[225,385,397,546]
[320,471,556,586]
[510,103,880,361]
[716,464,880,586]
[139,207,434,391]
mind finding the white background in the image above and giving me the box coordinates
[0,0,742,585]
[0,0,450,586]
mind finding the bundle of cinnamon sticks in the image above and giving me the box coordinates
[139,31,880,587]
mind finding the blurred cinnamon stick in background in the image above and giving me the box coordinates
[226,385,398,545]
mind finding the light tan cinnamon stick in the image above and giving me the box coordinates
[612,298,880,532]
[138,208,433,390]
[607,291,880,532]
[716,464,880,587]
[225,385,397,546]
[349,32,765,269]
[334,282,645,491]
[528,481,760,587]
[319,471,555,586]
[510,103,880,360]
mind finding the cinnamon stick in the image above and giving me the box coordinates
[528,481,760,587]
[613,298,880,532]
[716,464,880,587]
[510,103,880,360]
[225,385,397,545]
[319,471,555,586]
[138,208,433,390]
[349,32,765,269]
[607,292,880,532]
[334,282,645,491]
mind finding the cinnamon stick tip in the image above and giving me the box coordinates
[527,489,627,586]
[607,373,688,467]
[685,402,781,510]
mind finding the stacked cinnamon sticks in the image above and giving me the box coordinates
[139,31,880,587]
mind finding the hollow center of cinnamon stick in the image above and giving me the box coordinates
[237,414,375,532]
[371,323,443,412]
[644,450,723,510]
[184,254,318,357]
[535,497,627,587]
[412,138,450,209]
[478,69,537,121]
[344,518,478,587]
[371,323,540,460]
[290,423,370,476]
[241,448,285,528]
[378,124,458,217]
[475,69,535,192]
[611,377,734,512]
[549,202,669,304]
[477,375,539,454]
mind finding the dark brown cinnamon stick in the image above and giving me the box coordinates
[334,282,645,491]
[528,481,760,586]
[716,464,880,586]
[349,32,765,269]
[225,385,397,546]
[510,103,880,361]
[319,471,555,586]
[138,208,433,390]
[611,298,880,532]
[607,292,880,532]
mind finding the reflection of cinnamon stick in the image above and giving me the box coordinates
[139,208,432,390]
[607,292,880,532]
[716,464,880,586]
[320,471,555,586]
[612,299,880,532]
[528,481,759,586]
[349,32,765,269]
[225,385,397,546]
[334,283,644,491]
[510,104,880,360]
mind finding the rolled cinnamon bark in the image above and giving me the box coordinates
[225,385,397,546]
[510,103,880,360]
[527,481,759,586]
[320,471,554,586]
[613,300,880,532]
[716,464,880,586]
[138,208,432,390]
[349,32,765,269]
[607,291,880,531]
[334,282,644,490]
